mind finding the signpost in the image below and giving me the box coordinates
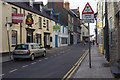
[82,2,94,68]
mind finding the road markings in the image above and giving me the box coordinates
[44,58,48,60]
[9,69,18,73]
[0,74,4,76]
[39,60,42,62]
[62,49,89,80]
[31,62,36,64]
[22,65,28,68]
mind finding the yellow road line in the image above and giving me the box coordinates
[66,50,88,80]
[62,49,89,80]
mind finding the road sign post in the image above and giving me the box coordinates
[82,2,94,68]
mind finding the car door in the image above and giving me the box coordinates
[31,44,38,57]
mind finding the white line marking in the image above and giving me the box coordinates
[22,65,28,68]
[44,58,48,60]
[0,74,4,76]
[9,69,17,73]
[31,62,36,64]
[39,60,42,62]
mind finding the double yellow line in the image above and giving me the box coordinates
[62,49,89,80]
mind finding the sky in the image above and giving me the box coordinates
[35,0,98,37]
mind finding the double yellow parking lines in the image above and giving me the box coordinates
[62,49,89,80]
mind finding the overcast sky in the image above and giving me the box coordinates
[35,0,98,37]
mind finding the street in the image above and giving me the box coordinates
[2,44,88,79]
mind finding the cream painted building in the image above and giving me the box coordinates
[81,24,88,42]
[0,1,54,53]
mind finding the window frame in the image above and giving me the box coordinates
[11,30,17,46]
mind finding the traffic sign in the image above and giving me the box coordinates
[82,19,94,23]
[82,2,94,14]
[82,2,94,23]
[82,14,94,19]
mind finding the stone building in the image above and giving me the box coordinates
[107,1,120,77]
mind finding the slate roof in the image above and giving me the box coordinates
[3,1,59,22]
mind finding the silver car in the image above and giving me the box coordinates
[13,43,46,61]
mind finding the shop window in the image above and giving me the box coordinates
[12,30,17,46]
[61,38,67,44]
[39,17,42,29]
[12,7,17,14]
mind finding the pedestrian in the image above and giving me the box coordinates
[93,40,95,45]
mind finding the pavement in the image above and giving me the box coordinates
[73,45,114,78]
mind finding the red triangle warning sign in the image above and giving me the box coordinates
[82,2,94,14]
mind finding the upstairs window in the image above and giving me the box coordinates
[39,17,42,29]
[40,5,43,12]
[12,7,17,14]
[47,20,49,30]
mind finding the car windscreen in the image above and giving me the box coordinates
[15,44,28,50]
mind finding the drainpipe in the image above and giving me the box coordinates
[20,8,22,43]
[105,0,109,61]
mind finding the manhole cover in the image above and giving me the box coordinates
[102,63,110,67]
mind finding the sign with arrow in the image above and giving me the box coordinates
[82,2,94,23]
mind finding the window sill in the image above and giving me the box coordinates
[12,45,16,47]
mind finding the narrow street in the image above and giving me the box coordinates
[2,44,88,78]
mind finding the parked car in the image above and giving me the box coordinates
[12,43,46,61]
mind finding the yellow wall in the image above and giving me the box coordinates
[0,1,2,53]
[0,1,53,53]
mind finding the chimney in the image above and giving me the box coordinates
[64,1,70,10]
[48,0,64,8]
[77,7,80,18]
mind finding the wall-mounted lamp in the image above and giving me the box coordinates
[3,2,8,5]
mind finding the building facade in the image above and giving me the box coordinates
[0,0,61,53]
[107,1,120,76]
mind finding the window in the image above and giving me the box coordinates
[31,45,37,49]
[61,38,67,44]
[12,30,17,46]
[72,18,73,23]
[83,32,84,35]
[40,5,43,12]
[15,44,28,50]
[39,17,42,29]
[36,34,42,45]
[47,20,49,30]
[12,7,17,14]
[50,37,52,42]
[109,17,112,45]
[63,27,64,33]
[23,10,25,16]
[68,14,70,21]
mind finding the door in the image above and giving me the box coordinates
[55,35,58,47]
[27,31,33,43]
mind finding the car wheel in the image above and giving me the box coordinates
[42,52,46,57]
[31,54,35,61]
